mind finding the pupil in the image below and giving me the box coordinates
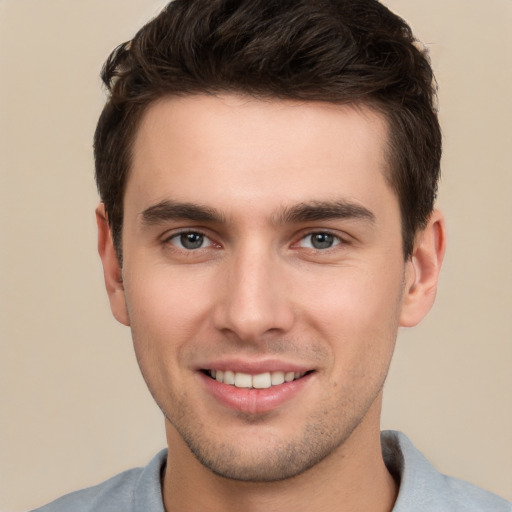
[181,232,203,249]
[312,233,333,249]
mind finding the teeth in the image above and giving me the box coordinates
[209,370,305,388]
[271,371,285,385]
[252,373,271,389]
[234,372,252,388]
[223,370,235,385]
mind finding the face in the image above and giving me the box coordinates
[103,94,426,482]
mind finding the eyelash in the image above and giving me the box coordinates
[163,229,347,252]
[164,230,216,251]
[296,231,344,250]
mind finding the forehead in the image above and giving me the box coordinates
[127,94,395,220]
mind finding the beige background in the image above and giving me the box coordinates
[1,1,511,510]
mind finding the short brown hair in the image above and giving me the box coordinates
[94,0,441,261]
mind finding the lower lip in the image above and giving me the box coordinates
[200,372,313,414]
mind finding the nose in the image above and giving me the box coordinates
[212,242,295,343]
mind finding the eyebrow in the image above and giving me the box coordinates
[140,200,225,226]
[140,199,375,227]
[273,200,375,225]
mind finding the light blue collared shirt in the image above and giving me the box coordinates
[31,431,511,511]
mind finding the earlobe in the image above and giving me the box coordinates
[96,203,130,326]
[400,210,446,327]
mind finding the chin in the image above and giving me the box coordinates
[174,414,358,483]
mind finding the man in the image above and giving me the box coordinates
[31,0,510,510]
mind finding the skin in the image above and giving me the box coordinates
[97,94,445,512]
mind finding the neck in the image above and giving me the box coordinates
[162,403,397,512]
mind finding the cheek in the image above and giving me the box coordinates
[123,276,204,411]
[125,263,213,328]
[296,263,404,370]
[300,262,404,326]
[122,268,213,378]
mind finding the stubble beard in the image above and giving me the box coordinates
[162,382,385,483]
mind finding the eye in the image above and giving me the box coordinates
[298,232,341,250]
[168,231,213,250]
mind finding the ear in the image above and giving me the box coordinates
[400,210,446,327]
[96,203,130,326]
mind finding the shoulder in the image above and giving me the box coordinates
[29,449,167,512]
[382,431,511,512]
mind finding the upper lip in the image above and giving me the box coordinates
[195,358,314,375]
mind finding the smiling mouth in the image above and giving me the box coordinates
[203,369,312,389]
